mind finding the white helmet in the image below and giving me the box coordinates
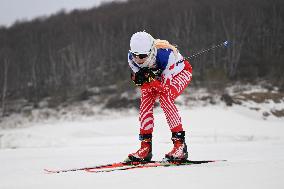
[130,31,155,54]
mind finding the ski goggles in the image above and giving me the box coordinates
[130,51,149,59]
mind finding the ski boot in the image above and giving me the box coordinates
[164,131,188,162]
[126,134,152,162]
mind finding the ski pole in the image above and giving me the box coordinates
[187,40,229,60]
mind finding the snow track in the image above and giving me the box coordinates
[0,106,284,189]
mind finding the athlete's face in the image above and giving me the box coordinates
[131,52,149,64]
[133,56,147,64]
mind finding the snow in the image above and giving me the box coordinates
[0,105,284,189]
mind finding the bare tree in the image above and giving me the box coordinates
[1,57,9,117]
[221,13,249,78]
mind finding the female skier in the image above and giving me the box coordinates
[127,31,192,162]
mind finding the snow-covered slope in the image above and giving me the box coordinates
[0,106,284,189]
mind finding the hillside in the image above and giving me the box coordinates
[0,83,283,129]
[0,0,284,121]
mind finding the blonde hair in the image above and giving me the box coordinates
[154,39,178,57]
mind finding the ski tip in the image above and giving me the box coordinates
[184,159,227,164]
[223,41,229,47]
[210,159,227,162]
[43,169,58,174]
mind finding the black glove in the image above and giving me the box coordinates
[131,68,157,86]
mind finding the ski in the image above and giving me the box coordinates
[44,162,129,174]
[44,160,225,174]
[43,161,158,174]
[85,160,225,173]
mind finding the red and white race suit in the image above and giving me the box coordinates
[138,60,192,134]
